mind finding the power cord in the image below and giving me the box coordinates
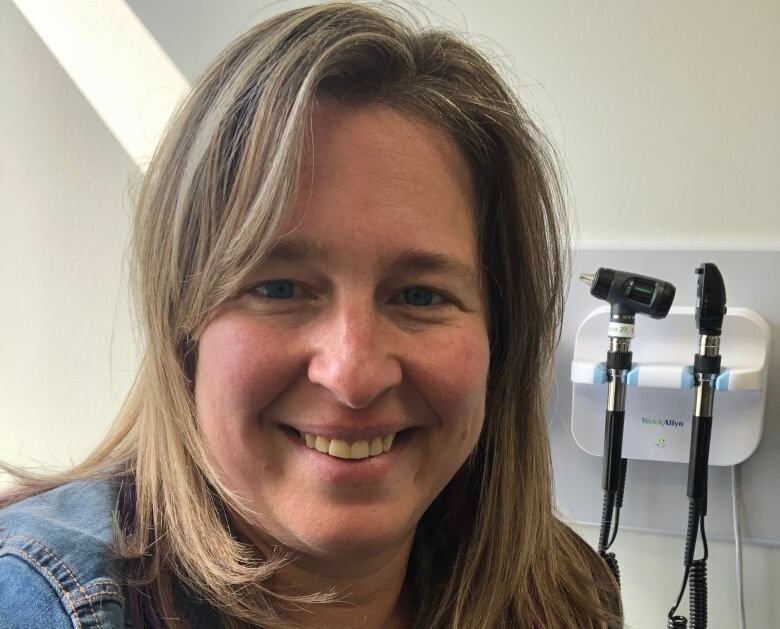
[599,458,627,586]
[667,464,746,629]
[667,499,709,628]
[732,465,746,629]
[606,458,627,552]
[598,491,620,587]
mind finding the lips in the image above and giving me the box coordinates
[278,425,416,482]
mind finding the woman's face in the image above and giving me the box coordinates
[194,102,490,561]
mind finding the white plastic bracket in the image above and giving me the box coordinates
[570,306,770,465]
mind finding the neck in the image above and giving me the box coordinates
[232,519,417,628]
[274,563,416,629]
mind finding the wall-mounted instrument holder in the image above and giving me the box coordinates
[571,306,770,466]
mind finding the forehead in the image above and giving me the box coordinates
[277,102,479,266]
[300,101,473,193]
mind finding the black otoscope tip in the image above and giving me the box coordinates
[695,263,727,335]
[580,268,676,319]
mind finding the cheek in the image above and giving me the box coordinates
[194,315,297,433]
[414,325,489,447]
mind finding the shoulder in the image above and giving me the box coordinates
[0,478,127,628]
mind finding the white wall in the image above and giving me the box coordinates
[1,0,139,473]
[573,524,780,628]
[2,1,778,627]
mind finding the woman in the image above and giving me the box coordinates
[0,3,622,627]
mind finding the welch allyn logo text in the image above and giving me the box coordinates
[641,417,685,428]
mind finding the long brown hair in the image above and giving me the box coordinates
[2,3,621,627]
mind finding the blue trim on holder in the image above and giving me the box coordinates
[627,367,640,386]
[593,362,607,384]
[680,366,729,390]
[681,366,695,389]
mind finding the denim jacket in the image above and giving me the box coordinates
[1,479,427,628]
[0,479,127,628]
[0,478,225,628]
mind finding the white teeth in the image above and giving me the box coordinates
[300,431,401,459]
[382,434,395,453]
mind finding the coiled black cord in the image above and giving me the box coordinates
[667,500,708,628]
[606,458,628,551]
[667,616,688,628]
[599,459,627,587]
[598,491,621,586]
[689,559,708,628]
[689,515,709,629]
[598,491,615,554]
[601,551,620,588]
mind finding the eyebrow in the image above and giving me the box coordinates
[263,235,479,285]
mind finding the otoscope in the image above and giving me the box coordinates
[667,263,727,629]
[580,268,676,585]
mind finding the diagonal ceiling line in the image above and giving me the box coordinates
[12,0,190,173]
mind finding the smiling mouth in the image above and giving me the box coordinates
[281,426,413,460]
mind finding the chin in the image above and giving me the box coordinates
[286,514,417,559]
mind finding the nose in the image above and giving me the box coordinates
[307,298,403,409]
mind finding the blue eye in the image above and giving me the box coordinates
[403,287,443,307]
[255,280,296,299]
[251,281,447,309]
